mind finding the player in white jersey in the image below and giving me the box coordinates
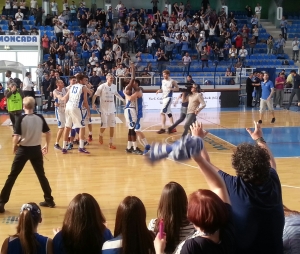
[156,69,179,134]
[59,74,90,154]
[53,79,67,150]
[123,63,150,155]
[92,73,125,149]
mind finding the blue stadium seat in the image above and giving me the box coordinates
[43,54,50,61]
[2,25,8,30]
[29,16,35,21]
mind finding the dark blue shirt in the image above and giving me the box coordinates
[89,75,101,89]
[218,168,284,254]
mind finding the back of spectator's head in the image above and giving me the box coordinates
[61,193,106,253]
[188,189,228,234]
[6,70,11,77]
[25,72,31,77]
[114,196,155,253]
[232,143,271,184]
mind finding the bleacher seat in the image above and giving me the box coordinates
[43,54,50,61]
[2,25,8,30]
[29,16,35,21]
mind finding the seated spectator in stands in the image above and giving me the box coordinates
[148,182,195,253]
[53,193,113,253]
[1,202,53,253]
[20,27,29,35]
[283,205,300,254]
[84,63,93,76]
[102,196,155,254]
[10,26,19,35]
[30,27,39,35]
[225,68,234,85]
[248,35,256,55]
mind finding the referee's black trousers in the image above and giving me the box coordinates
[0,146,54,204]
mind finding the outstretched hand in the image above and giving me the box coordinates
[154,233,166,254]
[246,121,263,140]
[190,122,209,138]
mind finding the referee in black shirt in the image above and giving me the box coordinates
[0,97,55,213]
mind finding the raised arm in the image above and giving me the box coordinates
[191,122,231,204]
[246,121,276,170]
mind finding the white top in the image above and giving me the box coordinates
[30,0,37,8]
[66,84,84,109]
[89,56,98,66]
[182,55,191,64]
[255,6,262,14]
[162,78,176,98]
[15,12,24,21]
[95,82,120,114]
[239,49,248,57]
[115,68,125,77]
[229,48,237,57]
[147,38,156,48]
[53,88,67,110]
[51,2,58,11]
[13,2,18,9]
[5,1,11,9]
[23,77,34,91]
[63,3,68,11]
[93,67,103,76]
[115,3,122,11]
[292,40,299,51]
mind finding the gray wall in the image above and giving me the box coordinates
[268,0,280,27]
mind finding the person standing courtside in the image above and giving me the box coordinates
[286,70,300,110]
[0,97,55,213]
[156,70,179,134]
[258,72,275,124]
[246,73,254,107]
[22,72,36,98]
[5,82,24,132]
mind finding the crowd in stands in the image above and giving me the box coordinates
[1,122,300,254]
[1,0,298,88]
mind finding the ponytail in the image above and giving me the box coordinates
[15,210,37,254]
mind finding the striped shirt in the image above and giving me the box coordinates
[283,214,300,254]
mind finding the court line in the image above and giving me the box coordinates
[165,158,300,189]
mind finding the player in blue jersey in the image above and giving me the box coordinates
[124,63,150,155]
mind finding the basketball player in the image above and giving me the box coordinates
[124,63,150,155]
[53,80,67,150]
[92,73,125,149]
[59,74,90,154]
[156,70,179,134]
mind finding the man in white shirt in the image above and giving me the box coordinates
[255,3,262,23]
[30,0,37,15]
[115,64,125,77]
[292,37,299,62]
[91,74,125,149]
[182,52,191,76]
[239,46,248,63]
[115,1,122,11]
[156,70,179,134]
[147,35,156,55]
[15,9,24,30]
[51,0,58,16]
[179,17,187,30]
[89,53,98,68]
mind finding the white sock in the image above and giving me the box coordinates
[109,137,113,143]
[141,138,148,146]
[89,132,92,135]
[132,141,137,150]
[79,139,84,149]
[99,133,103,136]
[63,141,68,149]
[127,141,132,149]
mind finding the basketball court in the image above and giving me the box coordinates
[0,107,299,242]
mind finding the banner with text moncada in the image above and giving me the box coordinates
[0,35,39,45]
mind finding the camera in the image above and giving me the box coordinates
[179,84,192,93]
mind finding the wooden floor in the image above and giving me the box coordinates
[0,109,300,243]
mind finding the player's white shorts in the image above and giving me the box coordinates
[65,107,86,129]
[55,107,66,128]
[81,109,92,125]
[124,108,142,131]
[101,113,116,128]
[161,97,172,115]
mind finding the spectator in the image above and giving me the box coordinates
[225,67,234,85]
[238,45,248,63]
[245,5,253,21]
[201,46,209,69]
[0,202,53,253]
[255,3,262,23]
[252,25,259,43]
[119,28,129,52]
[229,44,237,64]
[54,22,63,45]
[276,34,286,54]
[275,72,285,108]
[246,73,254,107]
[102,196,155,254]
[286,70,300,110]
[283,205,300,254]
[280,16,288,41]
[15,9,24,30]
[89,52,99,69]
[248,35,256,55]
[69,1,77,21]
[53,193,113,253]
[292,37,299,63]
[182,52,191,76]
[267,35,274,55]
[4,82,24,132]
[51,0,58,16]
[148,182,194,253]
